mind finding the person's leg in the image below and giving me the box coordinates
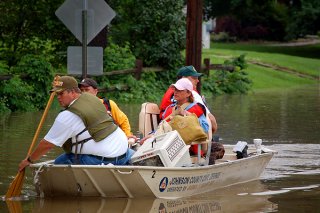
[116,148,135,165]
[55,152,135,165]
[54,153,74,164]
[79,154,105,165]
[55,153,102,165]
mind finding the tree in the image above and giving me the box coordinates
[0,0,76,66]
[204,0,320,41]
[108,0,186,69]
[286,0,320,40]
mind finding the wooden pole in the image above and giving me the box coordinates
[204,58,210,76]
[186,0,203,93]
[135,59,143,80]
[5,91,56,198]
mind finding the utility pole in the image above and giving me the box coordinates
[186,0,203,93]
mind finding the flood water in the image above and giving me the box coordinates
[0,84,319,212]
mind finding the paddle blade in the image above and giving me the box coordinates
[6,200,23,213]
[5,170,25,199]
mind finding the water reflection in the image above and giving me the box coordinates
[3,181,274,213]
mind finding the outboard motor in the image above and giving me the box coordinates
[233,141,248,159]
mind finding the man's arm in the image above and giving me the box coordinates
[208,113,218,134]
[19,139,55,171]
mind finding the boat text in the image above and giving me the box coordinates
[163,172,221,193]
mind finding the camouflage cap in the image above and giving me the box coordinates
[51,76,78,93]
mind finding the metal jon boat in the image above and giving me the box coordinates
[29,103,275,198]
[30,146,274,198]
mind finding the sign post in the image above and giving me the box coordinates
[82,0,88,79]
[56,0,116,79]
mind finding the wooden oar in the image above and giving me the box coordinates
[5,91,56,199]
[6,200,23,213]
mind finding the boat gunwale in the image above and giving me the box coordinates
[30,152,274,171]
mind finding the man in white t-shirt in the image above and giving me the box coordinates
[19,76,134,171]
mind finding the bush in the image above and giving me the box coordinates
[0,60,9,74]
[99,69,176,103]
[214,16,241,38]
[98,54,251,103]
[211,32,237,42]
[241,25,270,40]
[103,42,136,71]
[99,37,177,103]
[1,76,36,112]
[202,54,252,95]
[0,61,11,112]
[0,54,55,112]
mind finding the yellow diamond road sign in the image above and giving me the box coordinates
[56,0,116,44]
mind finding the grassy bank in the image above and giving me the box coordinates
[202,42,320,91]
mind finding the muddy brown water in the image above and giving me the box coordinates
[1,84,319,212]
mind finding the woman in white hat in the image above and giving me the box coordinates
[161,78,209,156]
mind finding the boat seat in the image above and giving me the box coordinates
[139,102,160,137]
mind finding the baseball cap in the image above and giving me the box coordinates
[51,76,78,93]
[171,78,193,92]
[78,78,98,89]
[177,65,203,77]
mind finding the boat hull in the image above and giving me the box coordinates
[30,152,273,198]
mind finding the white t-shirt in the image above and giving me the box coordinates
[192,90,211,113]
[44,110,128,157]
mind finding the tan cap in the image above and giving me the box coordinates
[51,76,78,93]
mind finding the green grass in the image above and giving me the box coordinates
[202,42,320,91]
[210,42,320,59]
[246,64,316,90]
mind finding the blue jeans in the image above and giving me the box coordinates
[54,148,135,165]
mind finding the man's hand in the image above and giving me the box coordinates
[19,158,31,172]
[128,135,138,144]
[139,135,153,145]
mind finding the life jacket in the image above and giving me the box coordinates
[100,97,119,126]
[102,97,112,112]
[159,87,175,119]
[67,93,117,142]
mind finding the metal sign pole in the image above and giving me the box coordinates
[56,0,116,77]
[82,0,88,79]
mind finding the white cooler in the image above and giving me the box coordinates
[131,130,191,167]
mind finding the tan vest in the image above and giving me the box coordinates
[67,92,117,141]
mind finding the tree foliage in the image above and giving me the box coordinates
[0,0,254,112]
[202,54,252,95]
[0,0,75,66]
[286,0,320,40]
[204,0,320,41]
[108,0,186,69]
[0,54,54,112]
